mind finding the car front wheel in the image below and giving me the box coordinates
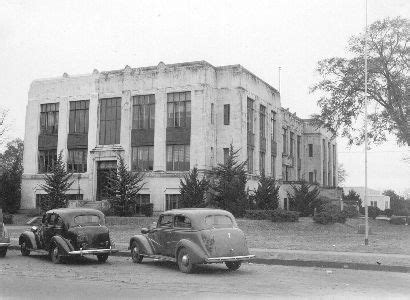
[177,248,194,273]
[225,261,241,271]
[0,247,7,257]
[97,254,109,263]
[50,244,62,264]
[20,241,30,256]
[130,242,143,263]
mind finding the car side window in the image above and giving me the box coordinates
[174,215,191,228]
[55,215,64,226]
[49,214,56,225]
[158,215,173,228]
[41,214,48,224]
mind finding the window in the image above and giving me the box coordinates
[174,215,191,228]
[69,100,89,134]
[297,136,301,158]
[159,214,173,227]
[385,201,389,209]
[205,215,234,228]
[282,128,287,154]
[132,94,155,129]
[74,215,102,226]
[370,201,378,208]
[166,145,190,171]
[132,146,154,171]
[271,111,276,141]
[166,194,180,211]
[167,91,191,128]
[135,194,150,206]
[40,103,59,135]
[99,98,121,145]
[36,194,46,208]
[67,194,84,201]
[38,149,57,173]
[211,103,214,124]
[308,144,313,157]
[284,198,288,210]
[309,172,314,183]
[271,155,275,179]
[67,149,87,173]
[247,98,254,133]
[224,104,230,125]
[260,105,266,138]
[247,146,254,173]
[260,151,265,175]
[223,148,229,164]
[290,132,294,156]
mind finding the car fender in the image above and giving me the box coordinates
[19,231,38,250]
[50,235,74,255]
[129,235,154,255]
[175,239,207,264]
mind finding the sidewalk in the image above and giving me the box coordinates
[8,238,410,273]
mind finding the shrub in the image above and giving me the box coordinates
[140,203,153,217]
[389,216,407,225]
[244,210,273,220]
[270,209,299,222]
[314,204,346,224]
[394,209,409,216]
[342,205,359,218]
[383,208,393,217]
[359,206,381,219]
[3,213,13,224]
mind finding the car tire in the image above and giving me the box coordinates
[50,243,62,264]
[130,242,143,263]
[177,248,194,273]
[225,261,241,271]
[97,254,109,263]
[0,248,7,257]
[20,241,30,256]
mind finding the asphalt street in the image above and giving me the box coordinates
[1,249,410,299]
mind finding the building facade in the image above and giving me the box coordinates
[21,61,338,212]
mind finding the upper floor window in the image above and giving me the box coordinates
[67,149,87,173]
[223,148,229,164]
[99,98,121,145]
[260,105,266,138]
[224,104,230,125]
[211,103,214,124]
[297,135,301,158]
[260,151,265,175]
[38,149,57,173]
[282,128,287,154]
[69,100,89,134]
[166,144,190,171]
[271,111,276,141]
[132,146,154,171]
[308,144,313,157]
[290,132,294,156]
[132,94,155,130]
[247,146,254,173]
[247,98,254,133]
[40,103,59,135]
[167,92,191,128]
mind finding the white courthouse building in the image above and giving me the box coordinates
[21,61,338,212]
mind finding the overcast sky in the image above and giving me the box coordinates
[1,0,409,194]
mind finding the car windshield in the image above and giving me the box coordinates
[73,215,102,226]
[204,215,234,228]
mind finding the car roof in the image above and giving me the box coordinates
[46,208,105,219]
[162,208,233,217]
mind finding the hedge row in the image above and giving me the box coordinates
[244,209,299,222]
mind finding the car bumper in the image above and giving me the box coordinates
[68,247,119,256]
[205,254,255,263]
[0,242,10,247]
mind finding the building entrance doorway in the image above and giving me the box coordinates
[97,160,117,201]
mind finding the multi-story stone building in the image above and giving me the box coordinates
[21,61,338,212]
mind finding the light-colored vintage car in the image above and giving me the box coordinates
[19,208,118,263]
[0,213,10,257]
[129,208,254,273]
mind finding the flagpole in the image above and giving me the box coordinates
[364,0,369,246]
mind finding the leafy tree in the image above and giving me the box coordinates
[0,108,8,146]
[311,17,409,146]
[211,144,248,217]
[39,151,74,211]
[383,189,408,214]
[0,139,23,213]
[179,167,209,208]
[337,163,347,185]
[106,154,145,216]
[287,181,320,217]
[253,173,280,210]
[342,189,362,208]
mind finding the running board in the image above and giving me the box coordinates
[145,254,176,262]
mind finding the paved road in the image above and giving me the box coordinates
[1,249,410,299]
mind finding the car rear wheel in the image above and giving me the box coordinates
[131,242,143,263]
[225,261,241,271]
[97,254,109,263]
[177,248,194,273]
[20,241,30,256]
[50,244,62,264]
[0,248,7,257]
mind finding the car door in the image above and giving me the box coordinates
[166,214,192,257]
[147,214,173,255]
[42,213,57,249]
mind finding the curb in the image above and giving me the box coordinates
[7,245,410,273]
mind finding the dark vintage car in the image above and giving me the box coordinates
[0,213,10,257]
[129,208,254,273]
[19,208,118,263]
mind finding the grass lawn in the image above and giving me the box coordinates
[8,215,410,255]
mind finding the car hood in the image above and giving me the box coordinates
[68,226,110,249]
[201,228,249,258]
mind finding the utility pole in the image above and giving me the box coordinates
[364,0,369,246]
[278,67,281,93]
